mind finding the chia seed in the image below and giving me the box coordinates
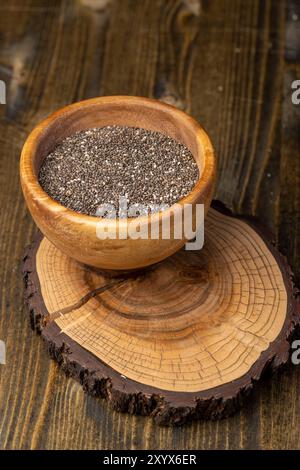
[38,126,199,217]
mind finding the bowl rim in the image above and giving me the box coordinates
[20,95,216,228]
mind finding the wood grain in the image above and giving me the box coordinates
[22,204,298,425]
[35,209,290,392]
[0,0,299,449]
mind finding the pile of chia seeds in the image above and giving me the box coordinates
[38,126,199,217]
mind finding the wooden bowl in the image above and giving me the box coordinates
[20,96,215,270]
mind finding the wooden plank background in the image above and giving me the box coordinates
[0,0,299,449]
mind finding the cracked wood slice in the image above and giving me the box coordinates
[23,202,299,426]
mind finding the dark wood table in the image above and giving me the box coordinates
[0,0,299,450]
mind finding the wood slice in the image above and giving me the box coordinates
[22,202,299,426]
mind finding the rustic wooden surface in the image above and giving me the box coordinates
[0,0,299,449]
[23,205,298,426]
